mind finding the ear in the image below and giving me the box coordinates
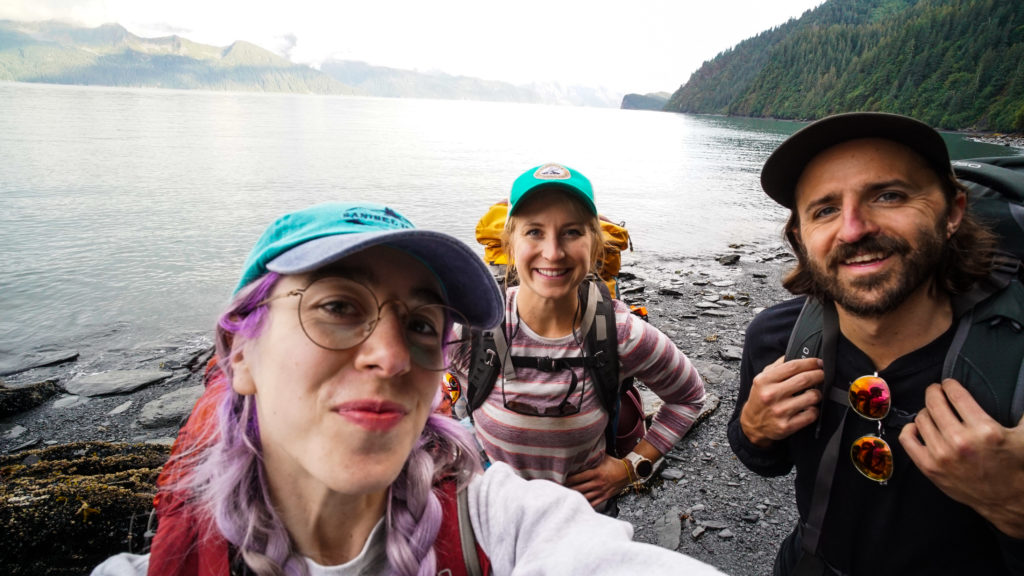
[230,338,257,396]
[947,191,967,237]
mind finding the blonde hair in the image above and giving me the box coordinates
[500,187,604,288]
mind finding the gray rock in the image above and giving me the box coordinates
[138,385,203,428]
[692,526,706,539]
[694,301,722,309]
[0,380,60,416]
[711,280,736,287]
[718,529,735,539]
[52,394,90,409]
[108,400,133,415]
[718,254,740,266]
[719,346,744,361]
[661,468,685,481]
[65,370,173,397]
[701,520,729,530]
[0,350,80,377]
[653,507,682,550]
[692,362,735,386]
[4,424,28,439]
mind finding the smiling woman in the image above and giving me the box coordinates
[89,201,722,576]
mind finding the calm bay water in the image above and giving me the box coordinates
[0,81,1018,371]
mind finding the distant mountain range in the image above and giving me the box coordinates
[664,0,1024,132]
[0,20,622,107]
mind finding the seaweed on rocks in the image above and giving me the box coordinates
[0,441,170,575]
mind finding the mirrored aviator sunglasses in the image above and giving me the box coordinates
[848,374,894,483]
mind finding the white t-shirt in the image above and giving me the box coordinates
[92,462,722,575]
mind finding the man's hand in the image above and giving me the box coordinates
[565,453,631,508]
[739,356,824,448]
[900,379,1024,539]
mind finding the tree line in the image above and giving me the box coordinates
[665,0,1024,132]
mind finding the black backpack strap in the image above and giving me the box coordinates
[792,299,843,571]
[785,297,824,362]
[584,278,621,417]
[466,329,501,413]
[944,263,1024,425]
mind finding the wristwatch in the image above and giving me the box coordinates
[624,451,654,482]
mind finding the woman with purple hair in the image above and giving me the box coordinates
[91,202,721,576]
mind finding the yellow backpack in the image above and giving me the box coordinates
[474,201,632,297]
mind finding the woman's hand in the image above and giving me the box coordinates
[565,453,632,507]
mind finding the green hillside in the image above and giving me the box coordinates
[0,20,355,94]
[665,0,1024,132]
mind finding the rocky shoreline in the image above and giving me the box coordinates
[964,131,1024,151]
[1,240,800,575]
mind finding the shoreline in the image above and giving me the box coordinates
[961,131,1024,152]
[1,240,798,575]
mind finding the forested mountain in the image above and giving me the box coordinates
[666,0,1024,132]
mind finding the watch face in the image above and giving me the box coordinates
[635,459,653,478]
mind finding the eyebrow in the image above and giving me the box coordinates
[312,266,445,305]
[800,179,912,215]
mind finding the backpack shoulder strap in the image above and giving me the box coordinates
[785,297,824,361]
[583,278,621,416]
[468,327,503,412]
[944,266,1024,425]
[435,480,490,576]
[466,285,511,414]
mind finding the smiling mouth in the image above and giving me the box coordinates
[535,268,569,278]
[843,252,888,265]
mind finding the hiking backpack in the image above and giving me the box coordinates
[783,156,1024,574]
[462,277,647,458]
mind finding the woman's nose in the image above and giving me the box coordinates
[541,236,564,260]
[353,305,411,376]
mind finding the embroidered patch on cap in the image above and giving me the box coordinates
[340,206,415,230]
[533,163,572,180]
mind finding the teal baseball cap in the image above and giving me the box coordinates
[236,202,504,329]
[508,163,597,216]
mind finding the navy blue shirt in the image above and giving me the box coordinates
[728,296,1024,575]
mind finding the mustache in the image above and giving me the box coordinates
[827,234,911,268]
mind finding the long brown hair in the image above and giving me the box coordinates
[501,187,605,288]
[782,170,999,298]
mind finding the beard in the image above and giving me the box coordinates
[802,219,947,318]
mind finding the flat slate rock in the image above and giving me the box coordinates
[65,370,173,397]
[138,384,203,428]
[0,350,80,377]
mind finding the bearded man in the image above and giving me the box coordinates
[728,112,1024,575]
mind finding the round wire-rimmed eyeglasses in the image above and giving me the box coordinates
[258,276,470,371]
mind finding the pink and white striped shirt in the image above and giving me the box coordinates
[453,286,706,484]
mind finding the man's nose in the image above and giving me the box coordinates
[838,202,879,244]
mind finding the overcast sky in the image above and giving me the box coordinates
[0,0,825,94]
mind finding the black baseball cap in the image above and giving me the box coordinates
[760,112,952,208]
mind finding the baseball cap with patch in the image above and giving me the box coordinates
[235,202,504,330]
[508,163,597,216]
[760,112,952,209]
